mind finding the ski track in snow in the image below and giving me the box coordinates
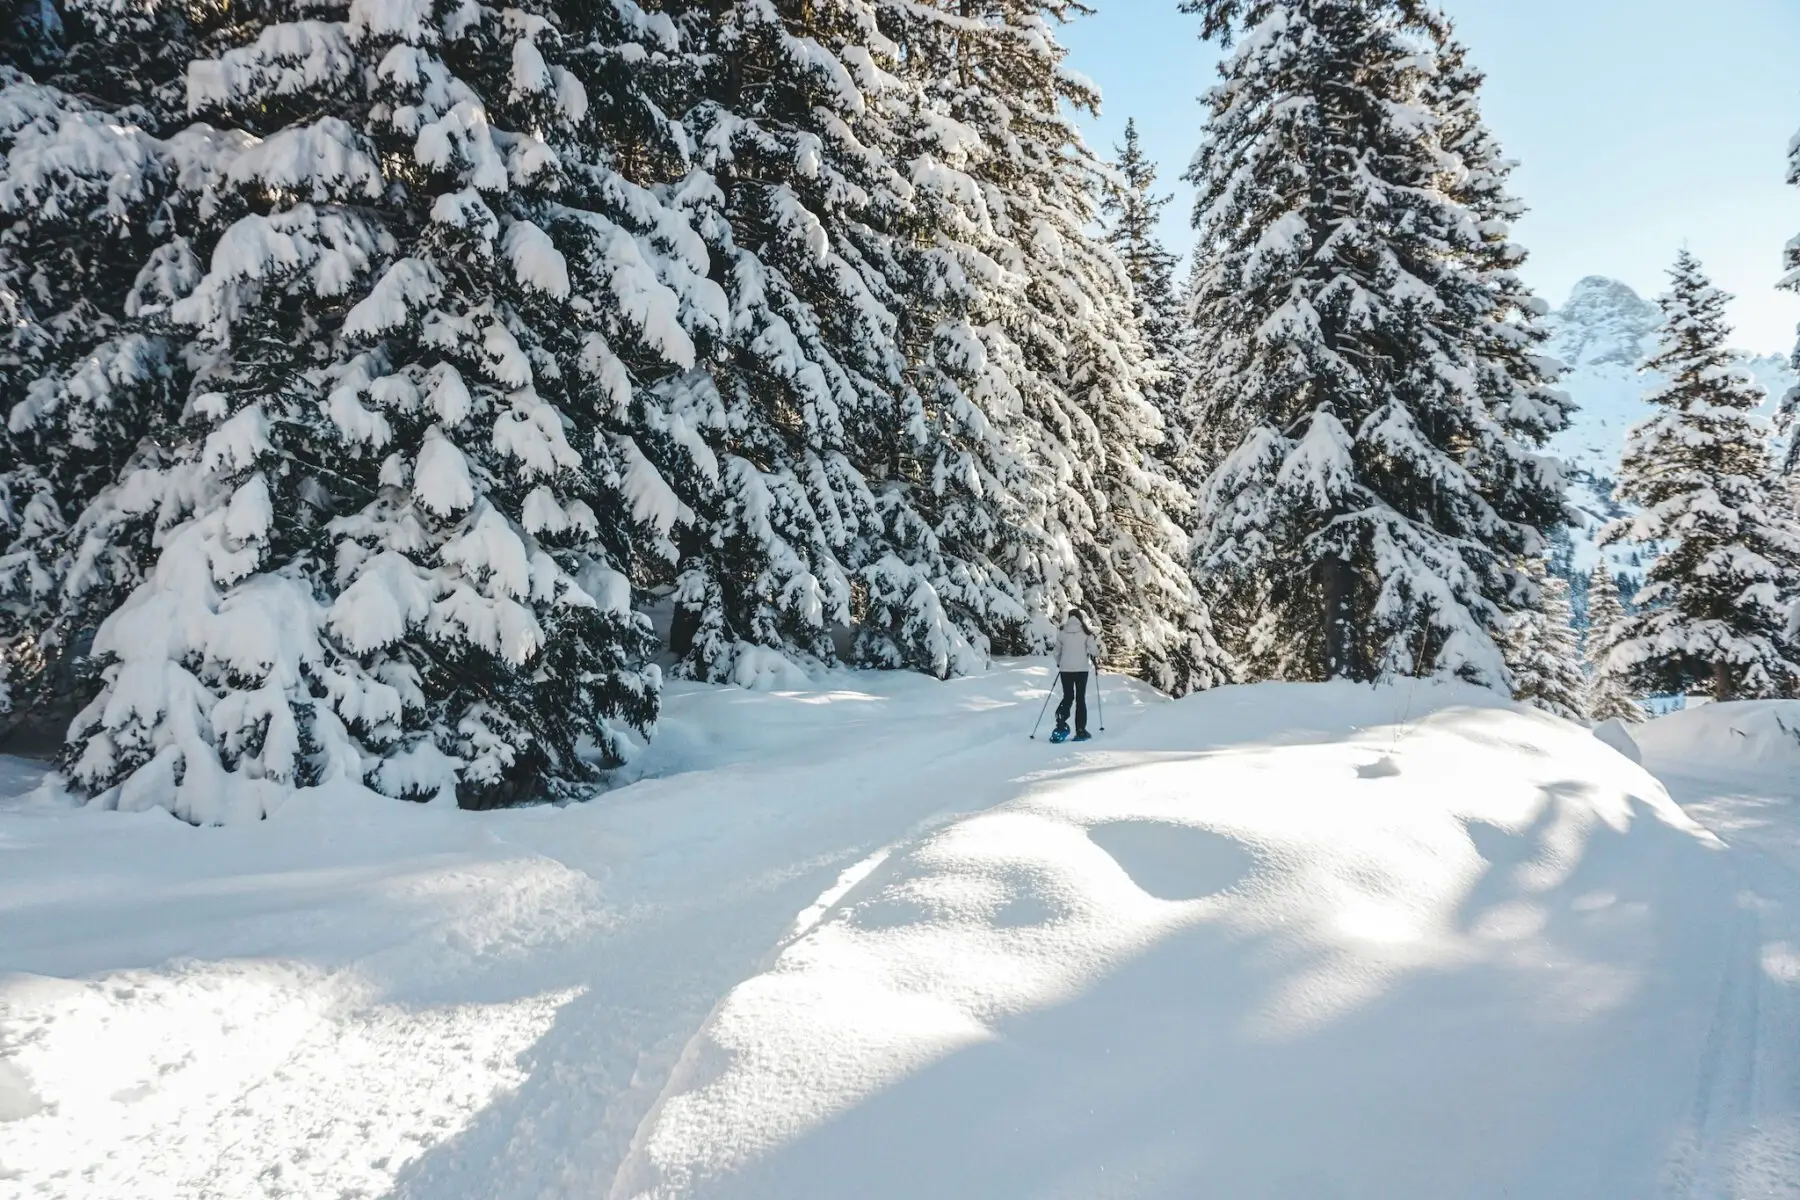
[5,674,1800,1197]
[1651,761,1800,1200]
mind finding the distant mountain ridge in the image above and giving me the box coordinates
[1541,275,1796,592]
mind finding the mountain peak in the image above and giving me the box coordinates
[1547,276,1662,369]
[1563,275,1655,313]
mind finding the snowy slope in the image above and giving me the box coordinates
[10,667,1799,1198]
[1545,276,1795,580]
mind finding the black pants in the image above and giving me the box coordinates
[1055,670,1089,734]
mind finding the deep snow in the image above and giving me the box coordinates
[3,667,1799,1198]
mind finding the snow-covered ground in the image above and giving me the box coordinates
[4,666,1800,1198]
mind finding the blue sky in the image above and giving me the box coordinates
[1061,0,1800,353]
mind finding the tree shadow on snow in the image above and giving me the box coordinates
[661,782,1738,1200]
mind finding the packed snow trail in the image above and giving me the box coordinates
[0,664,1167,1199]
[1636,704,1800,1196]
[4,673,1800,1198]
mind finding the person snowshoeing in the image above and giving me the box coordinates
[1051,607,1102,743]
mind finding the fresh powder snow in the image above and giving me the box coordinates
[5,665,1800,1198]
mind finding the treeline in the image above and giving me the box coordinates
[1,0,1225,818]
[0,0,1794,818]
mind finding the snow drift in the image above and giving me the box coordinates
[613,683,1730,1200]
[1635,699,1800,779]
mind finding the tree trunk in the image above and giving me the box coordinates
[1321,554,1356,681]
[670,603,699,659]
[958,0,972,90]
[1712,659,1734,703]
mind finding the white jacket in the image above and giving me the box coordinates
[1055,617,1101,672]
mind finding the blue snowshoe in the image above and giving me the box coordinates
[1048,725,1071,744]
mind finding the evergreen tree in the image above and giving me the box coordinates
[1583,559,1642,723]
[1426,34,1571,531]
[665,0,1048,685]
[1102,118,1183,374]
[1602,251,1800,702]
[52,0,717,818]
[0,2,207,732]
[1501,558,1586,722]
[1170,249,1223,490]
[654,0,907,683]
[1102,113,1213,527]
[896,0,1229,693]
[1777,111,1800,474]
[843,3,1049,676]
[1185,0,1563,689]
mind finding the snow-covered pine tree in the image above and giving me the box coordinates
[830,3,1043,676]
[1426,30,1577,711]
[1583,559,1642,723]
[1102,118,1183,379]
[1501,558,1586,722]
[1185,0,1561,689]
[890,0,1228,693]
[650,0,916,684]
[1170,248,1226,490]
[667,0,1058,687]
[0,2,209,733]
[58,0,719,818]
[1776,113,1800,474]
[1426,32,1571,542]
[1601,251,1800,702]
[1100,114,1218,512]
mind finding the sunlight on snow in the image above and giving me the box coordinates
[0,965,583,1199]
[610,696,1720,1198]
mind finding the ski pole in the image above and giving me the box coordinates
[1093,658,1104,732]
[1029,673,1055,739]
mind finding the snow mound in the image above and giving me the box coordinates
[1637,700,1800,777]
[1593,717,1643,763]
[614,682,1727,1200]
[728,644,812,692]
